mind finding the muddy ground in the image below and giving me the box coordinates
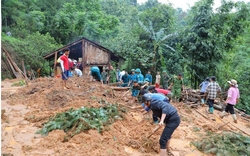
[1,77,250,156]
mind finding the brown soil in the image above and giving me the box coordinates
[1,77,250,156]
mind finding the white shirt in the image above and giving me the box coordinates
[119,71,125,79]
[156,75,161,84]
[75,68,82,77]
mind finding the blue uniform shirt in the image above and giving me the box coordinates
[145,74,152,83]
[137,73,144,82]
[91,66,102,81]
[122,74,130,83]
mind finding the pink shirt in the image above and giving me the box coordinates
[227,86,240,105]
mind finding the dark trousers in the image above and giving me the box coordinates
[225,104,235,114]
[207,99,214,108]
[159,112,180,149]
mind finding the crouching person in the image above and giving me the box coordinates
[142,93,180,156]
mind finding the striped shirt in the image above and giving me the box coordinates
[206,81,221,100]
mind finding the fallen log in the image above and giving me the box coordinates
[111,87,130,91]
[108,82,122,86]
[217,122,230,130]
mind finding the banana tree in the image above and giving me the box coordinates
[138,20,176,72]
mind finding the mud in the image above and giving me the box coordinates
[1,77,250,156]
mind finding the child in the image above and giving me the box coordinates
[220,79,239,123]
[59,48,70,89]
[145,71,152,85]
[155,71,161,88]
[142,94,180,156]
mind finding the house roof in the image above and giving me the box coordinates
[43,37,125,61]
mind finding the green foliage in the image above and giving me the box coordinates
[1,32,62,77]
[36,103,124,136]
[192,132,250,155]
[11,80,25,86]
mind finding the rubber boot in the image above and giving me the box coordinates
[209,107,214,114]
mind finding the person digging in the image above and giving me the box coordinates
[142,93,180,156]
[220,79,240,123]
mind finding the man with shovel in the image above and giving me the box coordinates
[142,93,180,156]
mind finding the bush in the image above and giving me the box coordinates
[36,103,124,137]
[192,132,250,156]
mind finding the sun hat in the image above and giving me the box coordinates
[131,69,135,72]
[163,70,167,73]
[227,79,238,87]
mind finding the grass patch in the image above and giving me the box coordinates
[191,132,250,155]
[11,80,25,86]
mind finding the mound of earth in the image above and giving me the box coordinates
[1,77,250,156]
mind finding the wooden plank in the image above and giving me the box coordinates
[82,41,85,75]
[54,51,58,76]
[111,87,130,90]
[22,60,29,86]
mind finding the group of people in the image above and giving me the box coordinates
[60,48,240,156]
[199,76,240,123]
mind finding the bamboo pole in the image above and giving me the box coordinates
[22,60,29,86]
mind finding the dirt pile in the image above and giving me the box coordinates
[2,77,250,156]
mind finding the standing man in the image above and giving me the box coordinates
[110,66,116,83]
[128,69,137,86]
[101,69,108,84]
[60,48,70,89]
[162,71,170,89]
[116,68,121,82]
[142,94,180,156]
[168,73,184,103]
[87,66,103,85]
[119,69,126,81]
[145,71,152,85]
[205,76,221,114]
[155,71,161,88]
[135,68,144,82]
[221,79,239,123]
[199,77,210,106]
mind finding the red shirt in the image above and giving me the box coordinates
[69,62,74,68]
[156,89,171,95]
[60,55,69,70]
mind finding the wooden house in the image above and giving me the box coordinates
[43,37,125,76]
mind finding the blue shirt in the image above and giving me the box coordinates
[200,81,210,93]
[130,74,137,82]
[145,74,152,83]
[137,74,144,82]
[122,74,130,83]
[117,71,121,80]
[141,93,167,111]
[91,66,102,80]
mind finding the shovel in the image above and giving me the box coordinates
[147,125,160,138]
